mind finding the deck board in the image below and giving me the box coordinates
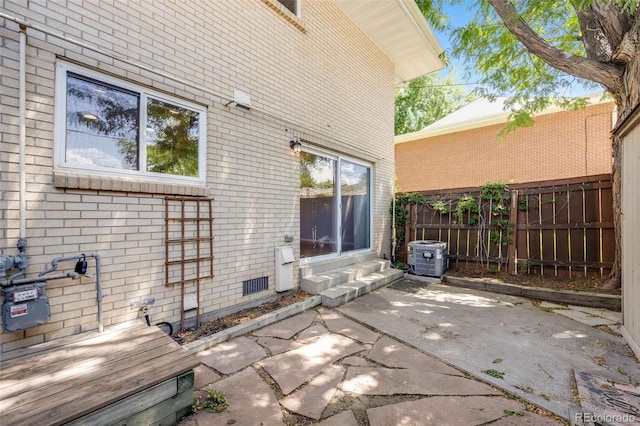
[0,322,199,426]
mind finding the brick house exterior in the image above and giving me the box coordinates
[395,95,615,192]
[0,1,442,351]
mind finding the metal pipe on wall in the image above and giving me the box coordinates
[39,253,104,333]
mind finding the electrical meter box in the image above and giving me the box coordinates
[2,282,50,332]
[407,240,448,277]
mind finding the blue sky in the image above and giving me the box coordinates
[428,2,600,98]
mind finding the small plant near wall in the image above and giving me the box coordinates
[193,389,228,413]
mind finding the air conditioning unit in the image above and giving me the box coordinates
[407,240,447,277]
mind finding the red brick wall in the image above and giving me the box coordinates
[395,102,614,192]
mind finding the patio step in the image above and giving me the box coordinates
[298,252,403,308]
[300,254,390,294]
[320,268,404,308]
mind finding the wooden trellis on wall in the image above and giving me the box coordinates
[165,196,214,331]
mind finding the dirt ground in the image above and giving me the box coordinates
[445,267,620,295]
[175,269,618,344]
[176,290,312,344]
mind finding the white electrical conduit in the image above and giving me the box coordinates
[19,24,26,240]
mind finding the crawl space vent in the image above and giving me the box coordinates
[243,276,269,296]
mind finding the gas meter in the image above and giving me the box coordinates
[2,282,50,332]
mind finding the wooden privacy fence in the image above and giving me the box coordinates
[394,175,614,277]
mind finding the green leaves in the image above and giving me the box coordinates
[394,73,474,135]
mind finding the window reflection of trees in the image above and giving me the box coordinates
[146,99,199,177]
[66,74,200,177]
[66,75,139,170]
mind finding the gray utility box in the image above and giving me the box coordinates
[2,282,50,332]
[407,240,448,277]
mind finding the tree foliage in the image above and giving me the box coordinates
[413,0,639,287]
[395,73,474,135]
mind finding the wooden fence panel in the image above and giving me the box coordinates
[394,175,614,277]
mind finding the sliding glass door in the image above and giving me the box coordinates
[300,149,371,261]
[341,160,370,253]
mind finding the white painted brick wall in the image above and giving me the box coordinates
[0,0,396,351]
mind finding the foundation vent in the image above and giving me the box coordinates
[243,276,269,296]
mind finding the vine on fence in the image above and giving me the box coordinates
[392,181,519,271]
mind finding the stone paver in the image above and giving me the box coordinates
[297,323,329,342]
[366,396,524,426]
[195,367,282,425]
[279,364,346,420]
[368,335,463,376]
[320,310,379,344]
[257,336,302,356]
[197,336,266,374]
[258,333,364,394]
[252,311,316,339]
[193,364,220,390]
[490,412,564,425]
[179,284,621,426]
[316,410,359,426]
[342,356,367,366]
[341,366,501,396]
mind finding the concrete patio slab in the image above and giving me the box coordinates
[196,367,282,425]
[338,282,640,417]
[256,336,303,356]
[252,311,316,339]
[341,366,501,396]
[316,409,359,426]
[279,364,346,420]
[539,302,567,309]
[553,308,618,326]
[320,309,379,344]
[366,395,524,426]
[257,333,364,394]
[568,305,622,322]
[197,336,266,374]
[368,335,463,376]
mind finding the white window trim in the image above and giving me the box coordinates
[299,145,374,265]
[54,61,207,186]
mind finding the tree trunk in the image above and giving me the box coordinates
[602,134,622,289]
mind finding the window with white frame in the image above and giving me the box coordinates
[55,62,206,184]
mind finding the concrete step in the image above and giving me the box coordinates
[320,268,404,308]
[300,258,390,294]
[300,252,379,278]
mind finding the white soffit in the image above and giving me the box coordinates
[395,93,613,144]
[334,0,444,85]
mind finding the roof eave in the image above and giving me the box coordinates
[334,0,445,85]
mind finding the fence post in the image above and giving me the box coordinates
[507,189,519,274]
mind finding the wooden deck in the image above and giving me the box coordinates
[0,322,199,426]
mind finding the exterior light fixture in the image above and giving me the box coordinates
[290,139,301,153]
[82,113,98,121]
